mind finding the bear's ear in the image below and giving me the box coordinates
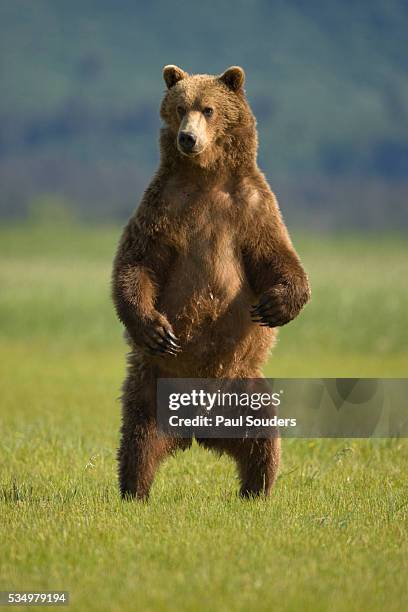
[163,65,188,89]
[219,66,245,92]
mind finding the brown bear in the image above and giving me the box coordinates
[112,65,310,500]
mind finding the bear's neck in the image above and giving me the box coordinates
[159,127,258,181]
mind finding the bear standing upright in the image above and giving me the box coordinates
[112,65,310,500]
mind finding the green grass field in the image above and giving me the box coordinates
[1,223,407,611]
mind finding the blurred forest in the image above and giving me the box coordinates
[0,0,407,230]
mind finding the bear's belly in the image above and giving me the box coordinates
[155,249,275,377]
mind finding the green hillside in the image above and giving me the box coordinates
[0,0,407,225]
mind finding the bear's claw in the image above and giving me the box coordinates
[250,296,288,328]
[143,326,181,356]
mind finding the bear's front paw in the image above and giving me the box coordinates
[250,285,294,328]
[140,316,181,357]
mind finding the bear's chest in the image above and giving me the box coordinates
[161,191,244,311]
[166,186,239,249]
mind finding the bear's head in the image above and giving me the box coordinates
[160,66,257,170]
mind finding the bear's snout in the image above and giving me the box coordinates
[177,110,208,156]
[178,131,197,153]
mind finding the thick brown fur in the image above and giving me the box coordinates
[112,66,311,500]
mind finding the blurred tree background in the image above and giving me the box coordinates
[0,0,407,230]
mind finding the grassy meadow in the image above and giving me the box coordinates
[0,222,407,611]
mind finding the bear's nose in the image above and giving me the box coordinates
[178,131,197,152]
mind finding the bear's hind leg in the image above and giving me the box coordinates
[118,360,173,500]
[198,435,281,498]
[237,436,281,498]
[118,416,169,500]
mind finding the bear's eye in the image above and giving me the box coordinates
[177,106,186,118]
[203,107,214,118]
